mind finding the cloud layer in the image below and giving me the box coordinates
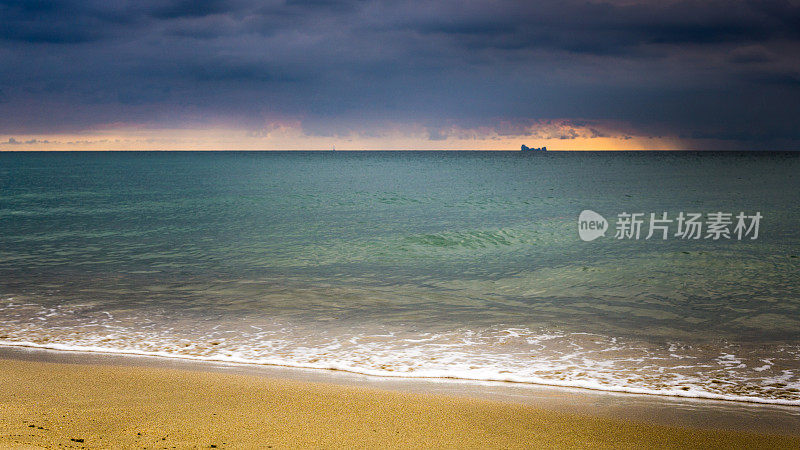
[1,0,799,148]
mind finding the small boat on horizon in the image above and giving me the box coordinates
[521,145,547,152]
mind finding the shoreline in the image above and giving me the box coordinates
[2,352,800,448]
[3,340,799,408]
[1,345,799,439]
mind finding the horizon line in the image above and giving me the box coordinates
[3,149,796,152]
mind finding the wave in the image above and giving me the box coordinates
[404,229,522,249]
[2,339,799,407]
[399,221,572,251]
[1,325,798,408]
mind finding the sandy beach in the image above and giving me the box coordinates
[0,355,798,449]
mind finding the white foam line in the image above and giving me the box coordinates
[1,340,799,407]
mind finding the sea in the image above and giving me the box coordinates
[1,151,799,405]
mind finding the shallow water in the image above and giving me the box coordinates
[1,151,799,404]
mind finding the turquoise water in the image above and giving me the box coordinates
[1,151,799,403]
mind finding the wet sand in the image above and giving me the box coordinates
[1,355,799,449]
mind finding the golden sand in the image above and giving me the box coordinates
[0,358,797,449]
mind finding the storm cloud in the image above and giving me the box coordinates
[1,0,799,147]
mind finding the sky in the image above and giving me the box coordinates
[0,0,799,150]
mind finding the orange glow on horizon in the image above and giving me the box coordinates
[0,122,688,151]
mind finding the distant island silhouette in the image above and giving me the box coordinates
[521,145,547,152]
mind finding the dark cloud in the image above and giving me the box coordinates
[426,128,449,141]
[0,0,798,147]
[728,45,775,64]
[147,0,235,19]
[1,137,49,145]
[369,0,800,55]
[0,1,136,43]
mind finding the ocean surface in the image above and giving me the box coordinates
[1,151,799,405]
